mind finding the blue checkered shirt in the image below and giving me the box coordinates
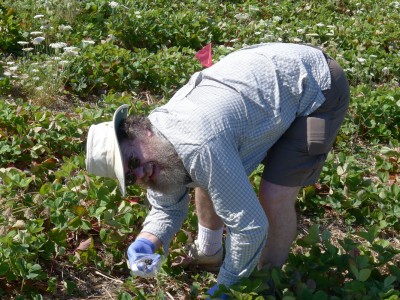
[144,43,331,286]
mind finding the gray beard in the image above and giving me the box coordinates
[141,131,188,194]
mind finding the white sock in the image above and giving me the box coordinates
[197,223,223,256]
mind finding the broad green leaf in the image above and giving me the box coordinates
[358,268,371,282]
[384,275,397,287]
[39,182,52,195]
[355,225,379,244]
[349,259,359,278]
[312,290,328,300]
[299,224,320,246]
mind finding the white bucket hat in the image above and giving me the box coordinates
[86,104,129,196]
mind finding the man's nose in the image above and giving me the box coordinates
[132,166,145,181]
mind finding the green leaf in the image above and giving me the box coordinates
[49,228,67,246]
[355,225,379,244]
[39,182,52,195]
[358,268,371,282]
[349,259,359,278]
[298,224,320,246]
[118,292,133,300]
[384,275,397,287]
[0,262,9,276]
[68,216,82,230]
[312,290,328,300]
[73,205,87,217]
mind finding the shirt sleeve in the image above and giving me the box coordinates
[188,136,269,286]
[141,186,190,254]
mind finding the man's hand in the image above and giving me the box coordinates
[127,238,161,277]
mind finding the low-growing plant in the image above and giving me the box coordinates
[0,4,23,55]
[1,0,399,299]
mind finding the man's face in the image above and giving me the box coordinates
[120,133,187,194]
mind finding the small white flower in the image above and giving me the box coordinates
[327,25,336,29]
[3,71,12,76]
[59,60,69,65]
[382,67,390,75]
[9,66,18,71]
[82,40,95,45]
[30,31,43,36]
[52,56,61,61]
[107,34,116,40]
[63,50,79,56]
[6,62,15,65]
[33,77,40,81]
[40,25,53,30]
[36,86,44,91]
[297,29,305,34]
[58,25,73,31]
[32,37,45,45]
[369,54,377,58]
[63,46,79,52]
[306,33,319,36]
[234,13,249,20]
[254,31,262,35]
[22,48,34,52]
[316,23,325,27]
[17,41,29,45]
[49,42,67,49]
[109,1,119,8]
[357,57,366,63]
[272,16,282,22]
[31,69,39,73]
[326,32,335,36]
[34,14,44,19]
[293,37,302,42]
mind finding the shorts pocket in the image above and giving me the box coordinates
[307,117,331,155]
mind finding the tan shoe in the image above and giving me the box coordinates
[185,240,223,272]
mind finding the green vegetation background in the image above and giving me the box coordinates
[0,0,399,299]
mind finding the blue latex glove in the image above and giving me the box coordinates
[207,284,229,299]
[127,238,161,278]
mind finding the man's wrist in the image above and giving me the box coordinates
[137,232,162,250]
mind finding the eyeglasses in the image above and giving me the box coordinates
[125,155,140,185]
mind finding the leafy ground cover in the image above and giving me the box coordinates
[0,0,399,299]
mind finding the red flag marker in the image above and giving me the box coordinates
[195,43,213,67]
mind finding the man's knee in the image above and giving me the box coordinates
[259,180,300,201]
[258,180,300,215]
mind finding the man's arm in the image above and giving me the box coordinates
[141,186,190,254]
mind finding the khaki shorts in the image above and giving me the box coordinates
[262,55,350,186]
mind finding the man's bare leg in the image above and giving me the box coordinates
[258,180,300,269]
[194,187,224,256]
[195,187,224,230]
